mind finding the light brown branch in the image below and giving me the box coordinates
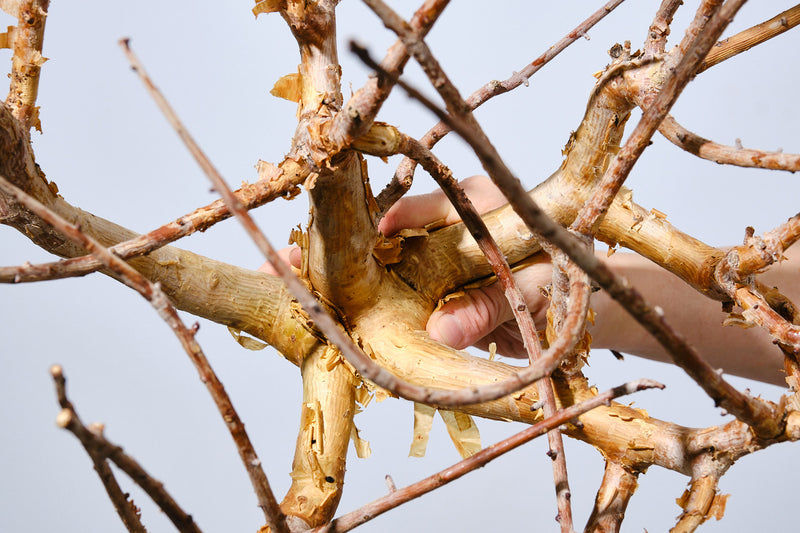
[327,0,449,150]
[699,4,800,72]
[672,460,728,533]
[51,365,201,533]
[584,461,639,533]
[4,0,49,131]
[0,157,306,284]
[643,0,684,59]
[51,366,150,533]
[659,115,800,172]
[317,379,664,533]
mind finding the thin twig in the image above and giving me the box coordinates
[51,366,149,533]
[362,2,579,526]
[350,36,784,439]
[316,379,664,533]
[0,173,286,532]
[51,366,201,533]
[699,4,800,73]
[0,159,306,284]
[5,0,49,131]
[659,115,800,172]
[382,0,626,212]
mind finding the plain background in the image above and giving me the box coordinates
[1,1,799,531]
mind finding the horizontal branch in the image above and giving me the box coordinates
[659,115,800,172]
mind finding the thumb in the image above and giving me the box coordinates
[427,284,513,349]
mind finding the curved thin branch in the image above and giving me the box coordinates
[382,0,626,212]
[316,379,665,533]
[51,366,201,533]
[699,4,800,73]
[659,115,800,172]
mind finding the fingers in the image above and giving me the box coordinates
[258,246,301,275]
[427,257,554,357]
[428,284,513,349]
[379,175,507,236]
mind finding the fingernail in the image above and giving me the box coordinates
[429,312,465,348]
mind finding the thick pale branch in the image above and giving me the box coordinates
[352,34,784,437]
[571,0,747,235]
[643,0,684,59]
[281,345,358,528]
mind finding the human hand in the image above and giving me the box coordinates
[382,176,553,358]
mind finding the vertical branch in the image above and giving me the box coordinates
[4,0,49,131]
[643,0,684,58]
[328,0,450,148]
[281,346,358,528]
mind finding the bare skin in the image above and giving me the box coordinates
[263,176,793,386]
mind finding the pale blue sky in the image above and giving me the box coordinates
[1,1,799,531]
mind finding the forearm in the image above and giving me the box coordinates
[588,250,797,386]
